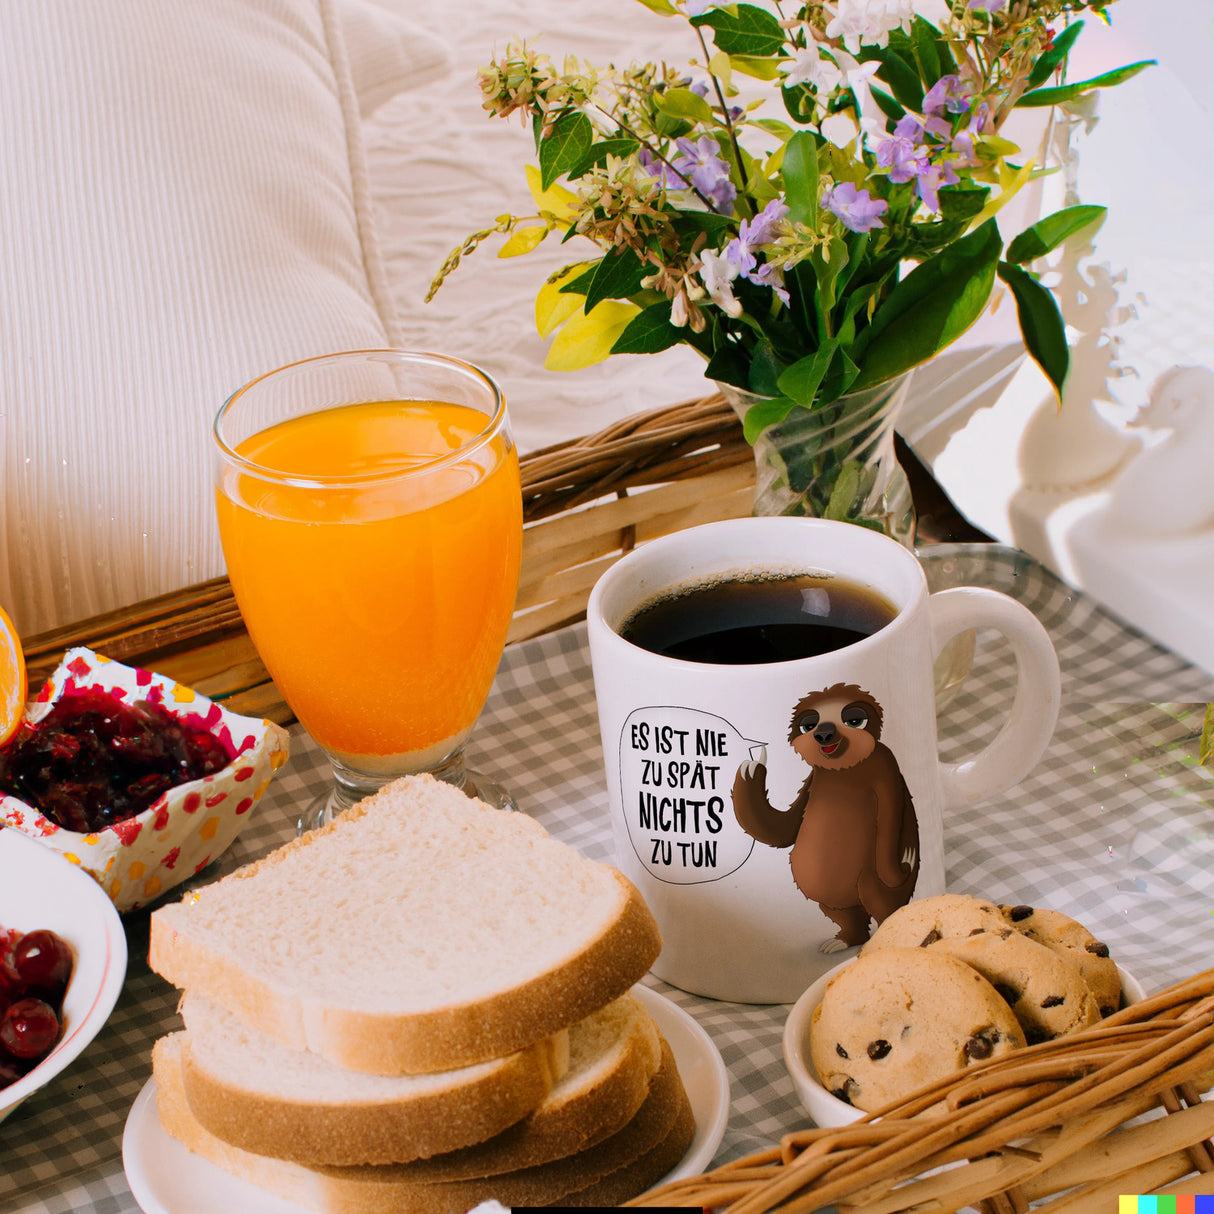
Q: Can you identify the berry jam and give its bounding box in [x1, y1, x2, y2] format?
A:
[0, 688, 234, 832]
[0, 925, 73, 1089]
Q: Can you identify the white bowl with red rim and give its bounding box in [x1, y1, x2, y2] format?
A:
[0, 825, 127, 1121]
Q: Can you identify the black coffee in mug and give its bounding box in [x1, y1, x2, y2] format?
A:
[619, 570, 897, 664]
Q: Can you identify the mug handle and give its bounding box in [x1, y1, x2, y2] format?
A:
[929, 587, 1061, 811]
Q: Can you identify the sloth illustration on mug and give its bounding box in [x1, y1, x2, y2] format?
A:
[731, 682, 920, 953]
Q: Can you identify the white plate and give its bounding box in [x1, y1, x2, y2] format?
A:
[122, 983, 730, 1213]
[0, 826, 128, 1122]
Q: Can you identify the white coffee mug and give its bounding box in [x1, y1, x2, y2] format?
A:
[586, 518, 1061, 1003]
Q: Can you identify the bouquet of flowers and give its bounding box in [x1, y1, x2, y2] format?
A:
[430, 0, 1149, 528]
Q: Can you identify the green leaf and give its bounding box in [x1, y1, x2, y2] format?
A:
[869, 84, 905, 124]
[704, 341, 751, 390]
[633, 0, 679, 13]
[1006, 204, 1106, 263]
[810, 236, 848, 324]
[781, 130, 819, 227]
[567, 138, 641, 179]
[777, 340, 838, 410]
[610, 300, 683, 355]
[583, 246, 648, 313]
[910, 17, 941, 86]
[781, 84, 816, 125]
[747, 340, 784, 398]
[752, 117, 795, 141]
[850, 218, 1002, 391]
[671, 209, 735, 240]
[824, 459, 865, 521]
[656, 87, 716, 125]
[817, 344, 859, 403]
[558, 262, 599, 295]
[1017, 60, 1154, 107]
[538, 110, 594, 190]
[741, 394, 798, 443]
[691, 4, 786, 57]
[1026, 20, 1085, 89]
[857, 45, 924, 112]
[728, 54, 784, 81]
[938, 187, 990, 224]
[997, 261, 1070, 398]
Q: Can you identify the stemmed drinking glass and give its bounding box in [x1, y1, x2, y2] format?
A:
[213, 350, 523, 831]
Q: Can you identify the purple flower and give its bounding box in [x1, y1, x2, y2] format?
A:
[876, 132, 929, 184]
[637, 147, 686, 190]
[950, 103, 990, 165]
[740, 199, 789, 248]
[822, 181, 888, 233]
[671, 135, 737, 214]
[968, 0, 1007, 11]
[916, 161, 960, 211]
[719, 200, 790, 301]
[923, 74, 972, 116]
[750, 261, 790, 306]
[893, 114, 925, 143]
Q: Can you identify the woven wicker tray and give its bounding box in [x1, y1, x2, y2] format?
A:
[19, 393, 755, 722]
[633, 970, 1214, 1211]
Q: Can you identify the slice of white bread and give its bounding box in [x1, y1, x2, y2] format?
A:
[148, 774, 662, 1075]
[177, 995, 569, 1165]
[153, 1034, 694, 1213]
[177, 990, 661, 1167]
[390, 991, 663, 1179]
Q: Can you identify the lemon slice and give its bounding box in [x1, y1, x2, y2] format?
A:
[0, 604, 27, 747]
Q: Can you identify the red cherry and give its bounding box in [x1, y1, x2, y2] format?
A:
[12, 930, 72, 999]
[0, 997, 61, 1060]
[0, 1054, 26, 1087]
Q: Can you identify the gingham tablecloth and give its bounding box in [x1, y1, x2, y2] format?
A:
[5, 544, 1214, 1214]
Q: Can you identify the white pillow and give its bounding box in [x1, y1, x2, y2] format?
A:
[339, 0, 452, 117]
[0, 0, 423, 637]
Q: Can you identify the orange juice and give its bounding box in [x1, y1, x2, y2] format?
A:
[216, 400, 522, 765]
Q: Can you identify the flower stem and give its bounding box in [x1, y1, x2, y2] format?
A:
[694, 25, 754, 217]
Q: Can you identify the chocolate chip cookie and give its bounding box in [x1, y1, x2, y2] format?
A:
[861, 893, 1011, 952]
[930, 928, 1102, 1044]
[809, 947, 1026, 1114]
[1003, 904, 1121, 1017]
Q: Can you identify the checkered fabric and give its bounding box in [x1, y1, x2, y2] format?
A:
[4, 545, 1213, 1213]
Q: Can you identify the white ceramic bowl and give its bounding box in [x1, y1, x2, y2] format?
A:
[783, 955, 1146, 1128]
[0, 826, 128, 1122]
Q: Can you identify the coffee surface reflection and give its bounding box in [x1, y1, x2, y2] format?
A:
[620, 572, 897, 665]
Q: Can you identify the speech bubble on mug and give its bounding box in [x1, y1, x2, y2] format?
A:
[619, 706, 760, 885]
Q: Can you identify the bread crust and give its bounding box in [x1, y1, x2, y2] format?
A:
[179, 1028, 566, 1166]
[387, 993, 663, 1180]
[154, 1034, 694, 1213]
[148, 779, 663, 1075]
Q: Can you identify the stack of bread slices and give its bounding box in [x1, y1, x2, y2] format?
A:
[147, 774, 693, 1212]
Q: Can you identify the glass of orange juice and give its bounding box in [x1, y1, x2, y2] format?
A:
[213, 350, 523, 830]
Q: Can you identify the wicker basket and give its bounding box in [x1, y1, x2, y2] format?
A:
[19, 392, 755, 722]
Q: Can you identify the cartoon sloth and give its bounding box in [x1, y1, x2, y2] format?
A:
[731, 682, 919, 953]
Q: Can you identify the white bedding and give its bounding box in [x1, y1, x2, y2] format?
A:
[0, 0, 711, 637]
[359, 0, 712, 454]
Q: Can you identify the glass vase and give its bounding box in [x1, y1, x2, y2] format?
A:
[720, 370, 916, 549]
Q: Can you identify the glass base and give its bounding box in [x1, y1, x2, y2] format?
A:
[297, 764, 517, 835]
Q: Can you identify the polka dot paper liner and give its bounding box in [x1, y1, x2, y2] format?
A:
[0, 647, 290, 911]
